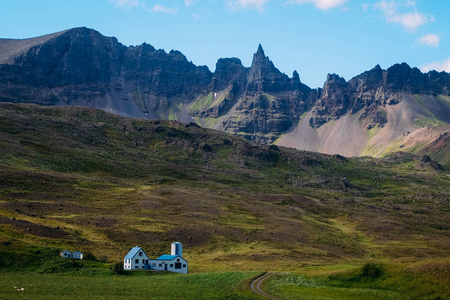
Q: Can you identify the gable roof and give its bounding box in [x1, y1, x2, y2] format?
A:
[157, 255, 178, 260]
[125, 247, 145, 259]
[72, 251, 83, 254]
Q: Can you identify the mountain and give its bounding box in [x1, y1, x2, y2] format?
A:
[0, 27, 211, 121]
[1, 27, 449, 166]
[1, 103, 449, 270]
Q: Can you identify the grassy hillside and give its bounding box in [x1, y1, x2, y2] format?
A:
[0, 103, 449, 276]
[265, 260, 450, 300]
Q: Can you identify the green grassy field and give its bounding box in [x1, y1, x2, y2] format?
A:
[265, 261, 450, 300]
[0, 261, 448, 299]
[0, 103, 449, 299]
[0, 271, 259, 299]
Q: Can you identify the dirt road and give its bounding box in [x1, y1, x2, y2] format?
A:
[250, 272, 282, 299]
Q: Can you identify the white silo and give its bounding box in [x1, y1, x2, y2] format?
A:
[171, 242, 183, 257]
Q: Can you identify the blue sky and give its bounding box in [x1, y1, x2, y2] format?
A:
[1, 0, 449, 88]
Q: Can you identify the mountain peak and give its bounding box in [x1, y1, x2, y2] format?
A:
[251, 44, 271, 69]
[373, 64, 382, 71]
[256, 44, 265, 56]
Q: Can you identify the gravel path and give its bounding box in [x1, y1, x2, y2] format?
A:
[250, 272, 282, 300]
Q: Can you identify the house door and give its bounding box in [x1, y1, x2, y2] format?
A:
[164, 263, 168, 271]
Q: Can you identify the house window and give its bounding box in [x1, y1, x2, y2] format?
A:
[135, 259, 139, 264]
[159, 264, 162, 267]
[183, 264, 186, 268]
[170, 264, 173, 268]
[135, 266, 138, 269]
[152, 263, 156, 267]
[175, 263, 181, 269]
[177, 259, 180, 262]
[139, 252, 143, 256]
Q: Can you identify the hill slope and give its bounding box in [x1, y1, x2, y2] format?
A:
[0, 103, 449, 271]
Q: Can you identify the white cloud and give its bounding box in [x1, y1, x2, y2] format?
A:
[185, 0, 198, 6]
[290, 0, 349, 10]
[418, 33, 441, 47]
[111, 0, 141, 9]
[150, 4, 178, 13]
[361, 3, 371, 12]
[375, 0, 434, 32]
[226, 0, 270, 12]
[421, 58, 450, 73]
[228, 0, 348, 12]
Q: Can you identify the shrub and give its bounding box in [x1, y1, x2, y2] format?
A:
[361, 262, 384, 279]
[113, 262, 125, 275]
[99, 254, 108, 263]
[83, 251, 98, 261]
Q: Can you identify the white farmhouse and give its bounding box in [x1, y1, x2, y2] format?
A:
[124, 246, 150, 270]
[123, 242, 188, 274]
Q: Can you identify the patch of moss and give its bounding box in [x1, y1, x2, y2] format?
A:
[414, 115, 444, 127]
[189, 93, 214, 113]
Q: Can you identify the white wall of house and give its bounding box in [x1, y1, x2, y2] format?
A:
[148, 257, 188, 274]
[124, 250, 150, 270]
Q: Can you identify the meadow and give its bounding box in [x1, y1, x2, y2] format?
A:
[0, 103, 449, 299]
[0, 271, 258, 299]
[0, 260, 448, 299]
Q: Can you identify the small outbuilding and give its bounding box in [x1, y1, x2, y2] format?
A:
[60, 250, 83, 260]
[72, 251, 84, 260]
[60, 250, 72, 258]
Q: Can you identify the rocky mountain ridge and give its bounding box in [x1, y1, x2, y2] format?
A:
[1, 27, 449, 165]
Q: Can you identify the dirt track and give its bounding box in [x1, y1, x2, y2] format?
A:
[250, 272, 281, 300]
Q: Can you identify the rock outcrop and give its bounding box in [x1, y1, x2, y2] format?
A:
[214, 45, 313, 143]
[309, 62, 450, 129]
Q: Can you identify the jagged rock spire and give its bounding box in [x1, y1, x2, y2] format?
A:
[292, 70, 300, 82]
[251, 44, 270, 70]
[256, 44, 265, 56]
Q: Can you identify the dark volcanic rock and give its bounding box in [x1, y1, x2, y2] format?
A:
[1, 27, 124, 87]
[0, 27, 212, 114]
[1, 27, 450, 146]
[218, 45, 313, 143]
[246, 44, 292, 93]
[212, 57, 247, 92]
[309, 62, 450, 128]
[310, 73, 349, 127]
[385, 63, 450, 95]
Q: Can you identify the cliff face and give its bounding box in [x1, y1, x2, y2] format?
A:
[0, 27, 212, 118]
[309, 63, 450, 129]
[212, 45, 314, 143]
[1, 27, 449, 163]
